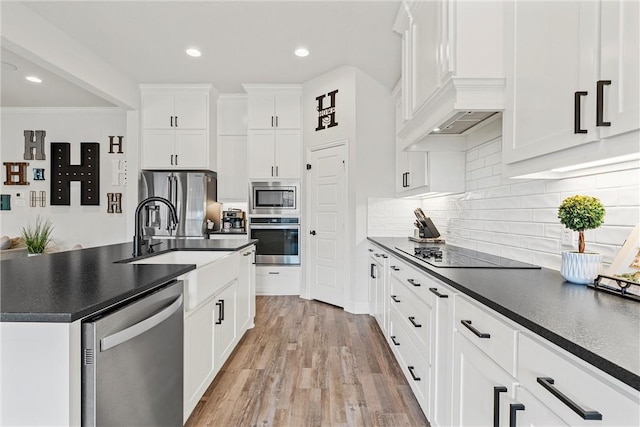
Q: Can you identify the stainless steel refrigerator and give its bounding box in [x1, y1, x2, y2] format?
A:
[139, 170, 220, 238]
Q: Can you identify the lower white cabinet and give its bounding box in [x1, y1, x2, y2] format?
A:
[256, 265, 300, 295]
[367, 246, 388, 333]
[183, 250, 256, 422]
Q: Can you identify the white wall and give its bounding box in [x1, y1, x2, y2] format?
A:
[0, 108, 130, 250]
[368, 120, 640, 272]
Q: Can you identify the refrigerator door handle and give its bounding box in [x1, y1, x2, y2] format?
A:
[100, 294, 183, 352]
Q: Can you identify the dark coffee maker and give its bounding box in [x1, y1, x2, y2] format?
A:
[222, 209, 245, 232]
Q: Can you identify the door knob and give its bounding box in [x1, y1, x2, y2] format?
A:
[310, 230, 316, 235]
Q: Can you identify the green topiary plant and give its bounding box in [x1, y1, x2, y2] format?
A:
[20, 216, 54, 254]
[558, 195, 605, 253]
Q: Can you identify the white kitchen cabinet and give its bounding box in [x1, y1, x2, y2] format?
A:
[502, 0, 639, 177]
[217, 135, 248, 201]
[255, 265, 301, 295]
[393, 0, 505, 147]
[141, 85, 211, 170]
[246, 92, 301, 130]
[452, 331, 516, 427]
[248, 129, 301, 179]
[237, 245, 255, 333]
[367, 247, 388, 333]
[213, 280, 237, 368]
[217, 95, 247, 136]
[396, 150, 465, 196]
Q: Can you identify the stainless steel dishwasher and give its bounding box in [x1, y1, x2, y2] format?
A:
[82, 280, 184, 426]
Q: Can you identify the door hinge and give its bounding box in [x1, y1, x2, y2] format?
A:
[306, 163, 312, 170]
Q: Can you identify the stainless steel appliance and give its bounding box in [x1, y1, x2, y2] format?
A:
[81, 281, 184, 426]
[396, 246, 540, 269]
[140, 170, 220, 237]
[249, 181, 299, 214]
[222, 209, 245, 232]
[249, 217, 300, 264]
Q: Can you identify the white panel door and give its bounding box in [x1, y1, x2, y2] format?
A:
[308, 143, 347, 307]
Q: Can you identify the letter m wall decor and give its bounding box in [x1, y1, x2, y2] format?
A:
[51, 142, 100, 206]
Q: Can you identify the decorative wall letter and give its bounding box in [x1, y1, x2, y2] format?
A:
[0, 194, 10, 210]
[30, 191, 46, 207]
[23, 130, 46, 160]
[33, 168, 45, 180]
[107, 193, 122, 213]
[108, 136, 124, 154]
[51, 142, 100, 206]
[3, 162, 29, 185]
[315, 89, 339, 131]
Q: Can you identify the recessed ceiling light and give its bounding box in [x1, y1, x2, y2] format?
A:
[432, 127, 441, 132]
[186, 48, 202, 57]
[26, 76, 42, 83]
[294, 48, 309, 57]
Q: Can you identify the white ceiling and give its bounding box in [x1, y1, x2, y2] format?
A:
[1, 0, 402, 107]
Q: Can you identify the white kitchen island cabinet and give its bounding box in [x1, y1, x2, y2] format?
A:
[140, 85, 211, 170]
[502, 0, 639, 177]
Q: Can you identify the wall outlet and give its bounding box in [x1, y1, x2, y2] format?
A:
[14, 192, 25, 207]
[561, 227, 574, 247]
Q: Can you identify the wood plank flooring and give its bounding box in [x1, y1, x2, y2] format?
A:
[185, 296, 430, 427]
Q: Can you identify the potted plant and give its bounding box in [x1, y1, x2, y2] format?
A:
[557, 195, 606, 284]
[20, 216, 54, 255]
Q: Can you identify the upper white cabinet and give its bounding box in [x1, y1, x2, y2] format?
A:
[243, 85, 301, 130]
[217, 95, 248, 201]
[394, 0, 505, 147]
[243, 85, 302, 180]
[502, 0, 639, 178]
[396, 150, 465, 196]
[141, 85, 211, 169]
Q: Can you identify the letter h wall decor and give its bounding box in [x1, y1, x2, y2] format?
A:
[51, 142, 100, 205]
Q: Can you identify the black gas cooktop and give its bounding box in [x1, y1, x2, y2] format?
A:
[396, 246, 541, 269]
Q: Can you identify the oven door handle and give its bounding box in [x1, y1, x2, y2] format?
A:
[249, 225, 300, 230]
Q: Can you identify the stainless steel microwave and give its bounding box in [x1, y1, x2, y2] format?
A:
[249, 182, 299, 214]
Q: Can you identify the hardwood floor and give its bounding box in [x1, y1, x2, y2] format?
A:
[185, 296, 430, 427]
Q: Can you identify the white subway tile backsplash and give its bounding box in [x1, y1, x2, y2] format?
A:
[483, 186, 511, 198]
[545, 175, 598, 193]
[477, 175, 503, 189]
[509, 222, 544, 236]
[531, 208, 560, 223]
[484, 221, 510, 233]
[511, 180, 546, 196]
[467, 158, 485, 171]
[595, 226, 634, 245]
[492, 233, 521, 246]
[477, 209, 532, 222]
[520, 193, 562, 208]
[478, 140, 501, 158]
[485, 152, 502, 167]
[596, 169, 640, 188]
[526, 236, 559, 253]
[500, 246, 532, 263]
[544, 224, 562, 239]
[469, 165, 494, 181]
[466, 149, 479, 162]
[531, 251, 561, 270]
[618, 186, 640, 206]
[602, 207, 640, 226]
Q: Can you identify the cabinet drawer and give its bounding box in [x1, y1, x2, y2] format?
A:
[390, 274, 432, 361]
[389, 259, 434, 305]
[518, 333, 640, 426]
[389, 307, 431, 412]
[454, 294, 517, 376]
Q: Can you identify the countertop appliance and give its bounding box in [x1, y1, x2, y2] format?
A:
[81, 280, 184, 426]
[222, 209, 245, 232]
[249, 217, 300, 264]
[396, 246, 541, 269]
[140, 170, 220, 238]
[249, 181, 299, 215]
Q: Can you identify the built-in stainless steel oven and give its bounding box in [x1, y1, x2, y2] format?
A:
[249, 217, 300, 265]
[249, 182, 299, 215]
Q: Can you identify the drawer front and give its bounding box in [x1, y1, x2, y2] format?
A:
[519, 333, 640, 426]
[454, 294, 517, 376]
[389, 258, 434, 306]
[389, 307, 432, 413]
[390, 274, 432, 361]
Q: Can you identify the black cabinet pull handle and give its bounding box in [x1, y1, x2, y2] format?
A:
[381, 254, 388, 259]
[509, 403, 525, 427]
[493, 386, 507, 427]
[370, 263, 376, 279]
[220, 299, 225, 321]
[461, 320, 490, 338]
[407, 278, 420, 287]
[391, 266, 400, 271]
[368, 248, 374, 252]
[596, 80, 611, 127]
[429, 287, 448, 298]
[536, 377, 602, 420]
[574, 91, 588, 134]
[170, 116, 173, 127]
[215, 300, 223, 324]
[408, 366, 420, 381]
[374, 253, 381, 257]
[271, 116, 274, 127]
[408, 316, 422, 328]
[276, 116, 279, 127]
[391, 336, 400, 346]
[391, 295, 401, 303]
[175, 116, 178, 127]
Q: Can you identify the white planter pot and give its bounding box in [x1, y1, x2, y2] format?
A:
[560, 251, 602, 284]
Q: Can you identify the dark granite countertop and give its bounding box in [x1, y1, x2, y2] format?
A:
[1, 238, 257, 323]
[369, 237, 640, 391]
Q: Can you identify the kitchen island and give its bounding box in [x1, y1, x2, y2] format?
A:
[0, 238, 256, 426]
